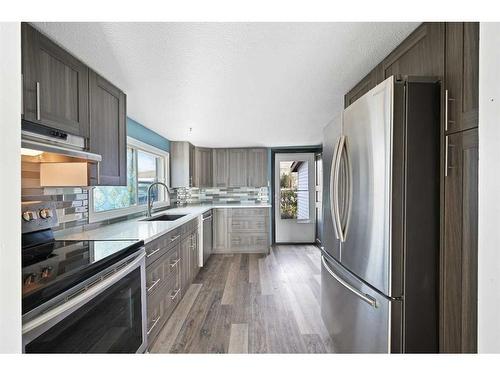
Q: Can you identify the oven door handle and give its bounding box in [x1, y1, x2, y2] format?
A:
[22, 251, 146, 338]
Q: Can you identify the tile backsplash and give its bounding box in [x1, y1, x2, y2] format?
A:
[172, 186, 269, 205]
[21, 159, 89, 230]
[22, 157, 269, 231]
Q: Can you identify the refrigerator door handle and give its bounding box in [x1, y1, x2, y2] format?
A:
[330, 136, 342, 240]
[333, 136, 346, 242]
[342, 136, 353, 242]
[321, 255, 378, 308]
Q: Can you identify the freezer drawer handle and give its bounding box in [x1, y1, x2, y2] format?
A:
[321, 255, 377, 308]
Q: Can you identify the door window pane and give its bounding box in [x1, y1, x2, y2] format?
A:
[280, 161, 309, 220]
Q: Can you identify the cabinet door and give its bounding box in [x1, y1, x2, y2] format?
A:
[213, 209, 230, 251]
[194, 147, 213, 187]
[212, 149, 229, 187]
[89, 70, 127, 186]
[170, 142, 190, 188]
[22, 23, 89, 137]
[445, 22, 479, 133]
[179, 237, 190, 296]
[247, 148, 268, 187]
[189, 143, 196, 187]
[190, 231, 200, 281]
[228, 149, 248, 187]
[380, 23, 445, 82]
[442, 129, 478, 353]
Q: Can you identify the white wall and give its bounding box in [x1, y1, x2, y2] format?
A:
[478, 22, 500, 353]
[0, 22, 22, 353]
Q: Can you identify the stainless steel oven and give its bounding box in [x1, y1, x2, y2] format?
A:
[22, 249, 147, 353]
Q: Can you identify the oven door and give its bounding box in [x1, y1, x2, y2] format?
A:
[22, 251, 147, 353]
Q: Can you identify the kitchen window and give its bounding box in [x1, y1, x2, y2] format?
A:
[89, 137, 169, 222]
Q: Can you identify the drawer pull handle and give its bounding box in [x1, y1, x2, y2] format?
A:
[170, 288, 181, 300]
[146, 247, 161, 258]
[147, 315, 161, 335]
[170, 258, 180, 267]
[170, 235, 180, 242]
[146, 278, 161, 293]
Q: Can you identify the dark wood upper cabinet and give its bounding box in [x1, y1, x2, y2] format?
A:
[194, 147, 213, 187]
[89, 70, 127, 186]
[228, 149, 249, 187]
[212, 148, 230, 187]
[380, 23, 445, 82]
[189, 143, 196, 187]
[445, 23, 479, 134]
[442, 128, 478, 353]
[22, 23, 89, 138]
[247, 148, 268, 188]
[170, 141, 194, 188]
[344, 23, 445, 108]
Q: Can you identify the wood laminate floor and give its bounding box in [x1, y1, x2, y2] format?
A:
[150, 245, 334, 353]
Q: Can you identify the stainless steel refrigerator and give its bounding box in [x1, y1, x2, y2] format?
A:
[320, 76, 441, 353]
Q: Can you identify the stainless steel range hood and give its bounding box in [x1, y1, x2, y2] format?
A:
[21, 138, 102, 162]
[21, 121, 102, 162]
[21, 121, 102, 187]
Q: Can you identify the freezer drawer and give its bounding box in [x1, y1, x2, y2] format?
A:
[320, 254, 402, 353]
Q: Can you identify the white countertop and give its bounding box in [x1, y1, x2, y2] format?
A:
[54, 203, 271, 244]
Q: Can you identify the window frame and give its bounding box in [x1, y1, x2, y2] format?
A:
[88, 137, 170, 223]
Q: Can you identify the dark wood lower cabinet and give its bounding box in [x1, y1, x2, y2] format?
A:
[147, 220, 200, 348]
[442, 128, 478, 353]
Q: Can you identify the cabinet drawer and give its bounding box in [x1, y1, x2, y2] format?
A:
[146, 272, 181, 344]
[164, 247, 181, 281]
[231, 208, 269, 217]
[229, 232, 269, 249]
[145, 246, 181, 296]
[146, 286, 166, 341]
[145, 228, 181, 265]
[231, 216, 268, 232]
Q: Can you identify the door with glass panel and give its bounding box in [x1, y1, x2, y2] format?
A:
[274, 153, 315, 243]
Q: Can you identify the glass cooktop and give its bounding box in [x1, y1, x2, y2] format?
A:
[22, 239, 144, 315]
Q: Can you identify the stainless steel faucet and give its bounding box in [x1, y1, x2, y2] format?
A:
[146, 182, 170, 218]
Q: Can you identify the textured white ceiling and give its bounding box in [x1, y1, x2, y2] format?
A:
[32, 22, 419, 147]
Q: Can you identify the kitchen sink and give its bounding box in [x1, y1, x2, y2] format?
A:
[141, 214, 187, 222]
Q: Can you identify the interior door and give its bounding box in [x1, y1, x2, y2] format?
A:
[274, 153, 315, 243]
[339, 76, 394, 296]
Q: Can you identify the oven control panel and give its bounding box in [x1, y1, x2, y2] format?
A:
[21, 201, 59, 234]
